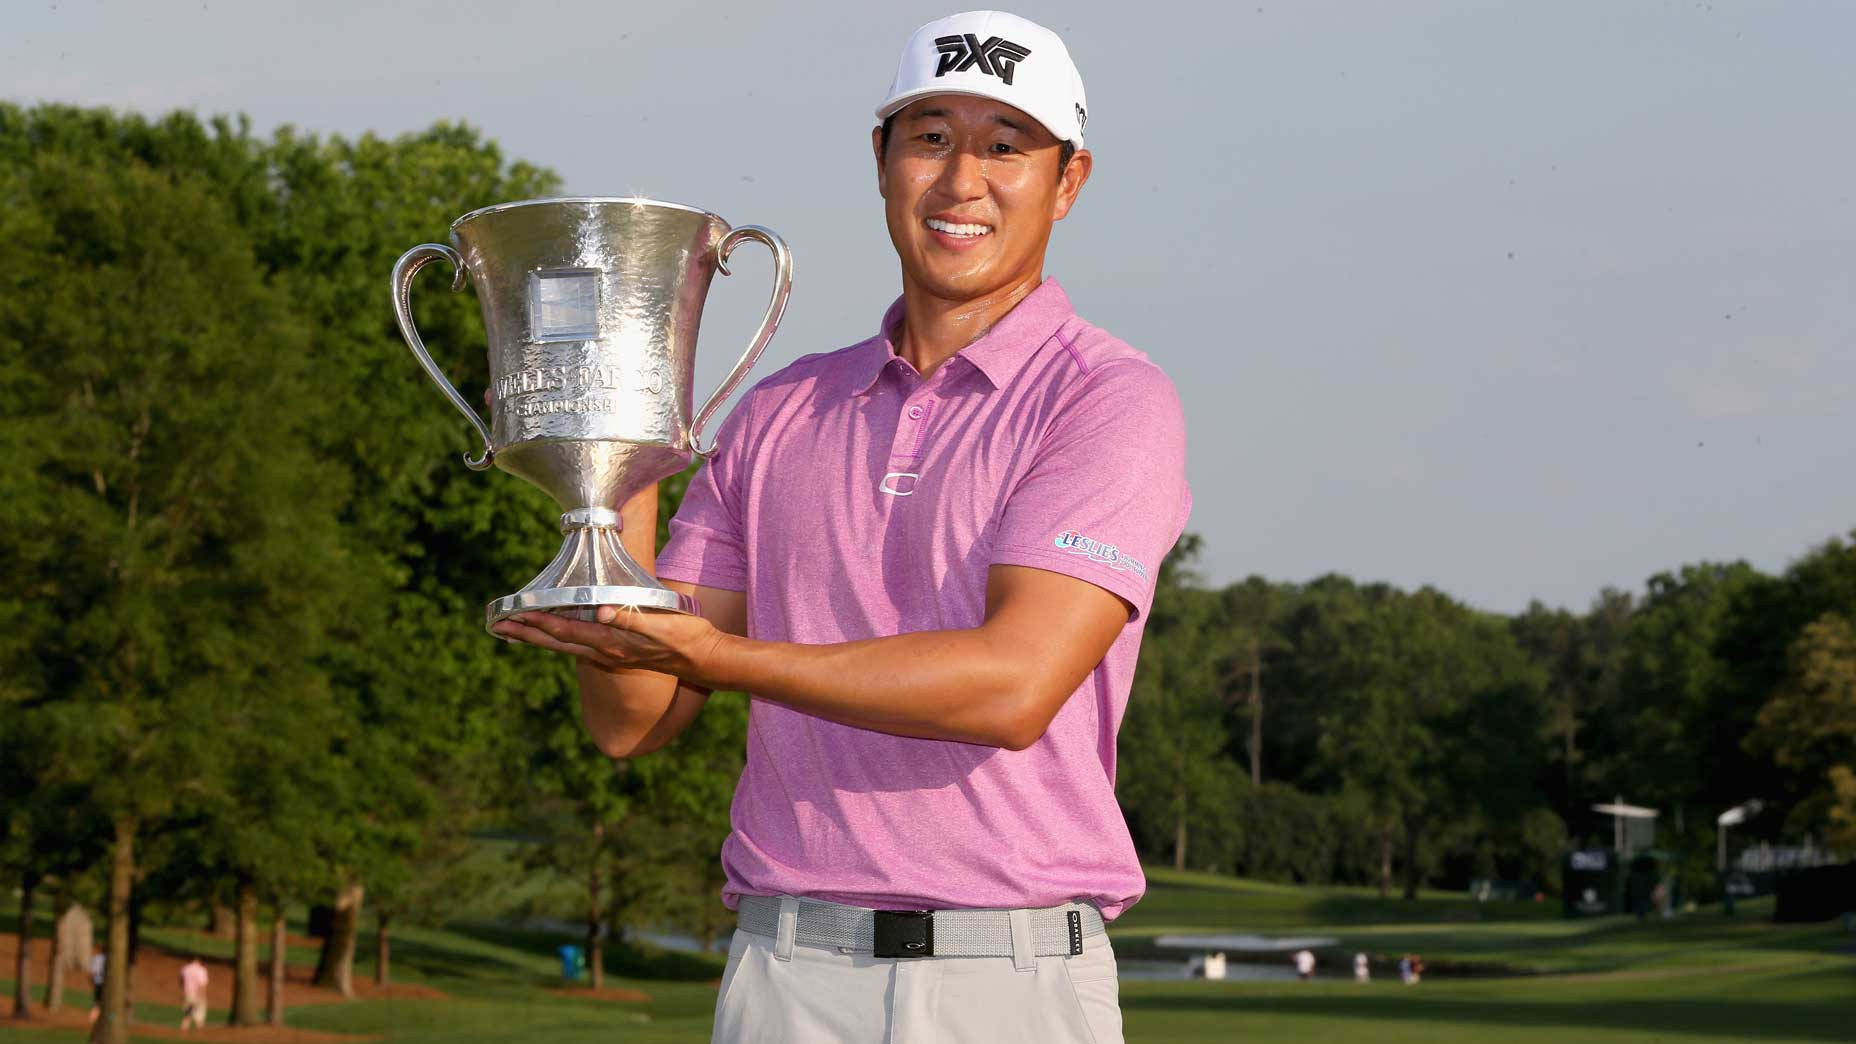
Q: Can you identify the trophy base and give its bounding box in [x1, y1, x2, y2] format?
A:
[486, 584, 700, 630]
[483, 508, 701, 634]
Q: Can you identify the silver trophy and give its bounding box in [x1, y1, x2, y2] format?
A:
[392, 197, 792, 630]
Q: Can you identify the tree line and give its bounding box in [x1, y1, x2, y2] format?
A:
[1117, 533, 1856, 900]
[0, 104, 739, 1039]
[2, 103, 1852, 1040]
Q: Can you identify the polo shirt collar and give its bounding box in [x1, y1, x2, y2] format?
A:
[852, 279, 1075, 394]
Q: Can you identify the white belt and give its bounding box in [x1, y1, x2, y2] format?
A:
[735, 894, 1105, 959]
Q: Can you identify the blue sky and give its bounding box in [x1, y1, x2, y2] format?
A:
[7, 0, 1852, 611]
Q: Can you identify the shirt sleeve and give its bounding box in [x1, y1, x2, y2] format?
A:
[989, 359, 1191, 621]
[655, 390, 755, 592]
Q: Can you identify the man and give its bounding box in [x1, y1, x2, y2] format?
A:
[86, 949, 104, 1025]
[494, 10, 1188, 1042]
[178, 956, 210, 1030]
[178, 956, 209, 1030]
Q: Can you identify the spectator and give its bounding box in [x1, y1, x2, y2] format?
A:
[87, 950, 105, 1025]
[179, 956, 209, 1030]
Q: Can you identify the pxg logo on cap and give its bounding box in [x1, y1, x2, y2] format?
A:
[933, 33, 1032, 85]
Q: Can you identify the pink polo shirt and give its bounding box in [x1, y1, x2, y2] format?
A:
[180, 960, 208, 998]
[655, 279, 1189, 920]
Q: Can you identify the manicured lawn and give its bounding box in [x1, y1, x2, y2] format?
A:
[5, 869, 1851, 1042]
[1118, 868, 1846, 974]
[1117, 962, 1853, 1042]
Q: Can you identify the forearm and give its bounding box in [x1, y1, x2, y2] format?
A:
[575, 485, 700, 757]
[695, 627, 1045, 749]
[576, 661, 702, 757]
[560, 567, 1124, 754]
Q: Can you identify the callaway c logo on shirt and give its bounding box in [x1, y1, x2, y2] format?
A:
[934, 34, 1032, 85]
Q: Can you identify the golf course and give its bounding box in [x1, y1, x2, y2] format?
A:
[5, 866, 1849, 1043]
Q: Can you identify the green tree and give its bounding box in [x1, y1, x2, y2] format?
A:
[1511, 588, 1632, 825]
[1746, 613, 1856, 846]
[1607, 562, 1763, 852]
[192, 689, 348, 1024]
[1717, 534, 1856, 836]
[249, 120, 562, 995]
[1116, 536, 1245, 872]
[0, 710, 107, 1020]
[1215, 576, 1297, 789]
[1300, 581, 1544, 897]
[617, 692, 750, 952]
[0, 108, 350, 1043]
[517, 676, 630, 990]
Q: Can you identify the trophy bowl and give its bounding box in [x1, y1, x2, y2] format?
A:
[391, 197, 792, 632]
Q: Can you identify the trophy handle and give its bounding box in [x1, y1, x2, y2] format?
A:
[392, 243, 495, 471]
[691, 225, 793, 458]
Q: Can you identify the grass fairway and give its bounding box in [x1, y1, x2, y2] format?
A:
[1118, 963, 1853, 1043]
[1119, 868, 1847, 974]
[5, 870, 1851, 1042]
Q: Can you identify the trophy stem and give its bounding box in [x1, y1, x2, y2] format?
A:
[485, 509, 700, 632]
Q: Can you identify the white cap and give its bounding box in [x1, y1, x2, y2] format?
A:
[875, 11, 1088, 148]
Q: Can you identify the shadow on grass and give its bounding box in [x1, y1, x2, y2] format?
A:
[1365, 908, 1848, 971]
[384, 930, 553, 985]
[1305, 895, 1559, 925]
[0, 1027, 78, 1044]
[439, 922, 724, 983]
[1121, 972, 1855, 1042]
[603, 939, 725, 983]
[1121, 880, 1560, 934]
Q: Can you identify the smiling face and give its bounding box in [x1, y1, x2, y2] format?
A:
[874, 95, 1091, 306]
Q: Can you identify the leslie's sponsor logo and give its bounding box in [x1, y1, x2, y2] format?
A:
[1054, 531, 1150, 582]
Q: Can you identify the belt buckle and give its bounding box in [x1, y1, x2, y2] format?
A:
[873, 910, 933, 958]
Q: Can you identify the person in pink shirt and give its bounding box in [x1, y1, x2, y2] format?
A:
[495, 10, 1188, 1042]
[178, 956, 209, 1030]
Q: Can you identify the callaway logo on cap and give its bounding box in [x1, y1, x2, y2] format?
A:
[876, 10, 1089, 148]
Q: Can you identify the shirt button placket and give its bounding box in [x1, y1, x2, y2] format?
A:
[883, 392, 936, 498]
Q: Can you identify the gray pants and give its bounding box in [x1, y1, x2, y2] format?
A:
[712, 907, 1123, 1043]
